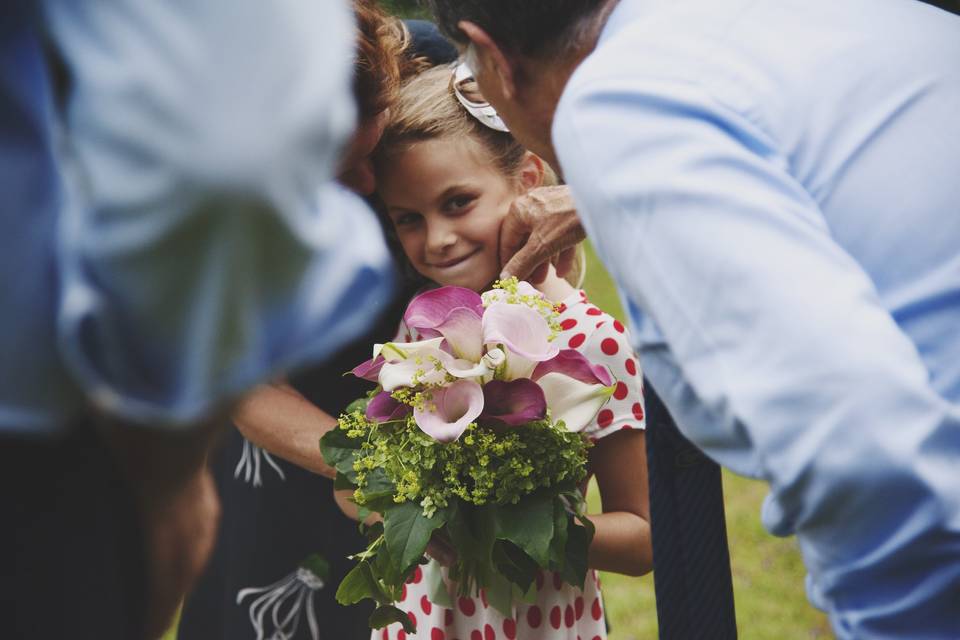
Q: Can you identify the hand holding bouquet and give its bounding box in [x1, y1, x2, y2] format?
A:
[321, 279, 614, 633]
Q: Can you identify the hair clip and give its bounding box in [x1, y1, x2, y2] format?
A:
[451, 61, 510, 133]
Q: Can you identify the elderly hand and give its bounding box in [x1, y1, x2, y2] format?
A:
[499, 186, 586, 283]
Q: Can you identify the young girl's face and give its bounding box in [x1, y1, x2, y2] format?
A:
[379, 137, 535, 292]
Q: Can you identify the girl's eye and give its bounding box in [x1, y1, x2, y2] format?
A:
[445, 194, 476, 213]
[392, 212, 422, 227]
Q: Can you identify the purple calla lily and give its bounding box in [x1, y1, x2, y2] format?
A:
[413, 379, 484, 443]
[351, 356, 385, 382]
[480, 379, 547, 426]
[366, 392, 411, 422]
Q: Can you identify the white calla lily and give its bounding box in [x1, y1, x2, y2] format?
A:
[537, 372, 614, 432]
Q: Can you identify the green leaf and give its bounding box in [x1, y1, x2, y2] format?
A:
[345, 396, 371, 414]
[362, 467, 396, 501]
[369, 604, 415, 633]
[493, 493, 554, 566]
[558, 520, 592, 589]
[299, 554, 330, 582]
[319, 429, 361, 480]
[426, 559, 454, 609]
[336, 562, 386, 605]
[333, 472, 357, 490]
[492, 540, 539, 593]
[383, 501, 449, 573]
[548, 497, 569, 569]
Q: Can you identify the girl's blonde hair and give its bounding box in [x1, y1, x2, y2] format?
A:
[373, 65, 585, 287]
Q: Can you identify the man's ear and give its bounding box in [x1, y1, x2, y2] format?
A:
[517, 152, 545, 192]
[458, 20, 517, 100]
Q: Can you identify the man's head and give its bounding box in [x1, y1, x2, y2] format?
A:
[425, 1, 614, 170]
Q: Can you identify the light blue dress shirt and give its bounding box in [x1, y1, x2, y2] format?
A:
[553, 0, 960, 637]
[0, 1, 393, 435]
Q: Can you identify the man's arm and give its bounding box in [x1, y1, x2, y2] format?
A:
[554, 74, 960, 636]
[234, 383, 338, 479]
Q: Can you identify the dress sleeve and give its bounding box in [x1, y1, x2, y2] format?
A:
[43, 0, 395, 426]
[579, 316, 646, 440]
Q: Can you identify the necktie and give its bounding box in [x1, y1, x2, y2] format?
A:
[645, 383, 738, 639]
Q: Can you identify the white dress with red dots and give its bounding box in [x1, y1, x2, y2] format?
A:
[377, 290, 646, 640]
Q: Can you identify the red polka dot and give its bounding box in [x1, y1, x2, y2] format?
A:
[593, 636, 603, 640]
[527, 606, 542, 628]
[484, 623, 496, 640]
[407, 611, 417, 629]
[560, 318, 578, 330]
[535, 571, 545, 590]
[568, 333, 586, 348]
[550, 605, 562, 629]
[444, 609, 454, 626]
[401, 584, 407, 601]
[409, 566, 423, 584]
[397, 631, 406, 640]
[503, 618, 517, 639]
[620, 424, 633, 431]
[595, 321, 605, 328]
[613, 319, 625, 333]
[471, 631, 482, 640]
[586, 307, 602, 316]
[625, 358, 637, 376]
[601, 338, 619, 355]
[431, 628, 446, 640]
[552, 571, 563, 590]
[565, 604, 575, 627]
[480, 589, 489, 609]
[382, 629, 389, 640]
[575, 596, 585, 620]
[597, 409, 614, 428]
[421, 595, 433, 615]
[632, 402, 645, 420]
[591, 598, 603, 620]
[613, 381, 628, 400]
[458, 597, 476, 616]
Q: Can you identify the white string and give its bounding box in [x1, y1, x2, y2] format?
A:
[237, 566, 325, 640]
[235, 438, 287, 486]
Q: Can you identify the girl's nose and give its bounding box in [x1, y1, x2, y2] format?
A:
[425, 218, 457, 253]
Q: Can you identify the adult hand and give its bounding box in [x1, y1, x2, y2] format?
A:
[499, 186, 586, 283]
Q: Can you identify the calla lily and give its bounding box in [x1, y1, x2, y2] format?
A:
[351, 355, 385, 382]
[366, 391, 410, 422]
[536, 372, 614, 433]
[433, 307, 483, 361]
[375, 337, 449, 391]
[413, 379, 484, 442]
[480, 379, 547, 426]
[404, 287, 484, 337]
[481, 281, 542, 306]
[532, 349, 613, 387]
[482, 302, 559, 380]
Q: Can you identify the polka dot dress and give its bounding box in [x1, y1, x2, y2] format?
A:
[377, 291, 645, 640]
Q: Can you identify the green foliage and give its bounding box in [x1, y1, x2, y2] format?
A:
[379, 0, 431, 20]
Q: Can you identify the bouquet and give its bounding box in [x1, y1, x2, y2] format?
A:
[321, 279, 614, 633]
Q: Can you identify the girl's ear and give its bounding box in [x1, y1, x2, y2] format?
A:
[516, 152, 545, 192]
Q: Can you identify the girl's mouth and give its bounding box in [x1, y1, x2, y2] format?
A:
[431, 249, 480, 269]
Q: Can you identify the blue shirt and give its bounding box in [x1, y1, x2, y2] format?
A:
[0, 1, 393, 435]
[553, 0, 960, 637]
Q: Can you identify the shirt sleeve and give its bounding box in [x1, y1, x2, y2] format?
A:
[43, 0, 395, 427]
[580, 317, 646, 440]
[555, 74, 959, 635]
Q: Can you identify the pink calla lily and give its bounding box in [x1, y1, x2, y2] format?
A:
[532, 349, 613, 386]
[413, 379, 484, 443]
[366, 392, 411, 422]
[404, 287, 484, 336]
[480, 379, 547, 426]
[482, 302, 559, 380]
[434, 307, 484, 361]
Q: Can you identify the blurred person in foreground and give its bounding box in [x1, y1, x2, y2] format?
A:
[0, 1, 393, 638]
[424, 0, 960, 638]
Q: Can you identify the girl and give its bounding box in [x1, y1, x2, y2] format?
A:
[341, 64, 652, 640]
